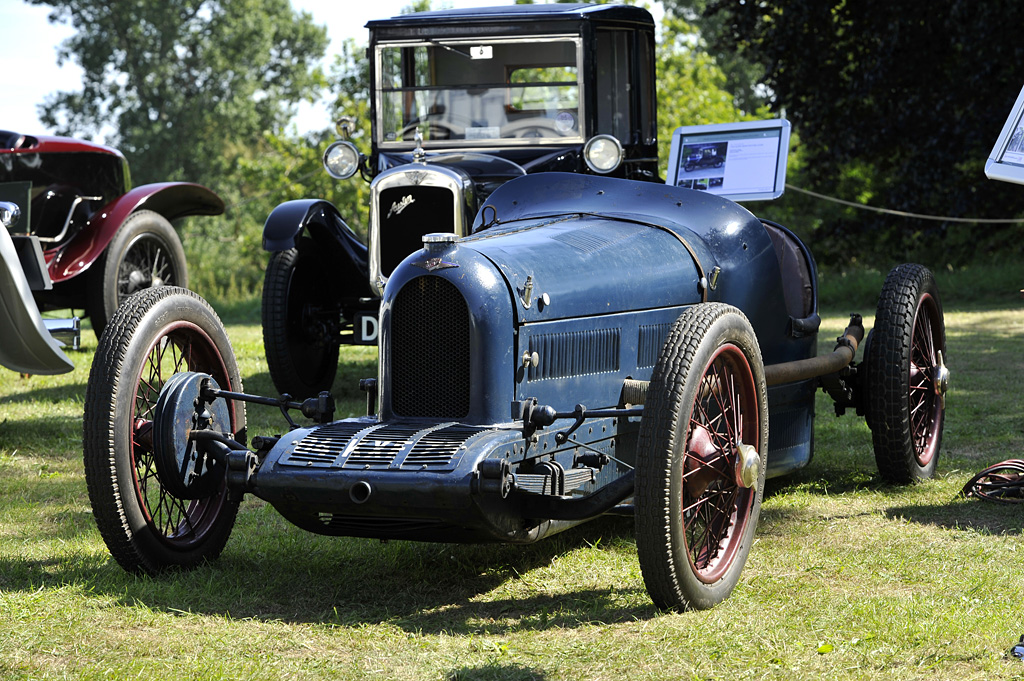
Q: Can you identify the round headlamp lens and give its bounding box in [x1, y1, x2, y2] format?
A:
[584, 135, 624, 174]
[323, 141, 360, 179]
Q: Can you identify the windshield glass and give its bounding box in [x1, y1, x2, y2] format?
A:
[375, 36, 583, 148]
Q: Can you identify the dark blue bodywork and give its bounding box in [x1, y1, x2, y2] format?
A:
[250, 173, 819, 542]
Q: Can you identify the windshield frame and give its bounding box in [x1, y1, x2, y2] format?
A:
[373, 34, 586, 151]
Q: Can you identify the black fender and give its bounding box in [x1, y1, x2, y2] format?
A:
[262, 199, 373, 300]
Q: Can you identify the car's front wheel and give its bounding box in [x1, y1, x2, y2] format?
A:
[88, 209, 187, 338]
[636, 303, 768, 611]
[83, 286, 243, 574]
[262, 244, 340, 398]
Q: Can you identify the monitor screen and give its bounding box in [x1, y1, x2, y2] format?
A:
[666, 119, 791, 201]
[985, 83, 1024, 186]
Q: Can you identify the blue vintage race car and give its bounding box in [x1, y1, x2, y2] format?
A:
[81, 5, 949, 612]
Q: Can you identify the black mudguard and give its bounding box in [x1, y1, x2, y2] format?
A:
[262, 199, 374, 300]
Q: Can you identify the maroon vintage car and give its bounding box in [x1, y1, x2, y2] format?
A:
[0, 129, 223, 359]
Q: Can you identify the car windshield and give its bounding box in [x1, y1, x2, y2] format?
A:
[375, 36, 583, 148]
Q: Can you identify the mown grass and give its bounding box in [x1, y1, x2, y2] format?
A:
[1, 279, 1022, 680]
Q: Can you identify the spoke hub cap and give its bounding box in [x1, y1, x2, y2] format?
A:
[932, 350, 950, 407]
[735, 442, 759, 490]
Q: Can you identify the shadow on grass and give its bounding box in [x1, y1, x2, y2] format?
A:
[0, 514, 658, 632]
[0, 381, 88, 406]
[884, 499, 1024, 535]
[446, 661, 549, 680]
[0, 414, 88, 456]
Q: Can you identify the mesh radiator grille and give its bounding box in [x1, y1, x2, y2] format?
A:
[391, 276, 471, 418]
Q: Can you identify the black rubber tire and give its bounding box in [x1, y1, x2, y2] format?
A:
[261, 246, 340, 398]
[83, 286, 243, 574]
[636, 303, 769, 611]
[88, 209, 188, 339]
[867, 264, 946, 483]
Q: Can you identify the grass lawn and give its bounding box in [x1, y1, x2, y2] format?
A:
[1, 290, 1022, 680]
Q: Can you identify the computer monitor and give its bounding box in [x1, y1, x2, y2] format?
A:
[985, 84, 1024, 186]
[666, 119, 791, 201]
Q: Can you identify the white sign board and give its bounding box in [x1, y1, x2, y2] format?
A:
[666, 119, 791, 202]
[985, 84, 1024, 185]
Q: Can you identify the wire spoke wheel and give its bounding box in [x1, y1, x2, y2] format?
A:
[681, 351, 755, 582]
[637, 303, 767, 611]
[89, 210, 187, 339]
[867, 264, 947, 482]
[84, 287, 243, 574]
[118, 233, 177, 299]
[962, 459, 1024, 503]
[907, 296, 944, 465]
[129, 326, 230, 547]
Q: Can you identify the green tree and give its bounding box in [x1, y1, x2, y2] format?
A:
[30, 0, 329, 186]
[678, 0, 1024, 266]
[660, 0, 768, 113]
[184, 37, 373, 300]
[655, 13, 767, 177]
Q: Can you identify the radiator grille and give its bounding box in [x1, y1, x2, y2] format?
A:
[391, 276, 471, 418]
[285, 422, 369, 467]
[346, 424, 423, 467]
[405, 424, 485, 467]
[282, 421, 485, 471]
[378, 185, 455, 276]
[527, 328, 620, 381]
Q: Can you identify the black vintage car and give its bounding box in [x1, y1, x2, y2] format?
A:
[82, 4, 949, 613]
[261, 3, 659, 398]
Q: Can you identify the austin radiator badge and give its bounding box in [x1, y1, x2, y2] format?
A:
[413, 257, 459, 272]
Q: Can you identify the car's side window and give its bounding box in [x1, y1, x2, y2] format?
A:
[636, 30, 656, 146]
[594, 30, 632, 140]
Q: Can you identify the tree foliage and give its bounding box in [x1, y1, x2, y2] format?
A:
[670, 0, 1024, 267]
[30, 0, 329, 185]
[660, 0, 768, 113]
[655, 13, 767, 176]
[184, 38, 372, 301]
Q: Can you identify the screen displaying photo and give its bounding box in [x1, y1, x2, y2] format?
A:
[677, 129, 780, 195]
[667, 120, 790, 201]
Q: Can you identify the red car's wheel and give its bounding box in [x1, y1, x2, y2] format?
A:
[88, 210, 187, 339]
[84, 286, 243, 574]
[867, 264, 948, 482]
[636, 303, 768, 611]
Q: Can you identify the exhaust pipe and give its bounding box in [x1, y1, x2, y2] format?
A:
[764, 314, 864, 387]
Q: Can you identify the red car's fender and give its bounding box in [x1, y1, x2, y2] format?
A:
[46, 182, 224, 283]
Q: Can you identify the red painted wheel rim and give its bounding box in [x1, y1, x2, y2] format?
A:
[909, 293, 944, 467]
[681, 343, 759, 584]
[128, 321, 236, 549]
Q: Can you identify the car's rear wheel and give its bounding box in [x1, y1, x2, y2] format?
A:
[262, 245, 340, 398]
[83, 286, 243, 574]
[636, 303, 768, 611]
[88, 209, 187, 338]
[867, 264, 948, 482]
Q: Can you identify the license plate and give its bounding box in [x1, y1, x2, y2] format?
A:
[354, 312, 379, 344]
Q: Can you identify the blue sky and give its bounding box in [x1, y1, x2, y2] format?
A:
[0, 1, 531, 138]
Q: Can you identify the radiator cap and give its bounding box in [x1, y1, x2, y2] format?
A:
[423, 232, 459, 253]
[423, 232, 459, 244]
